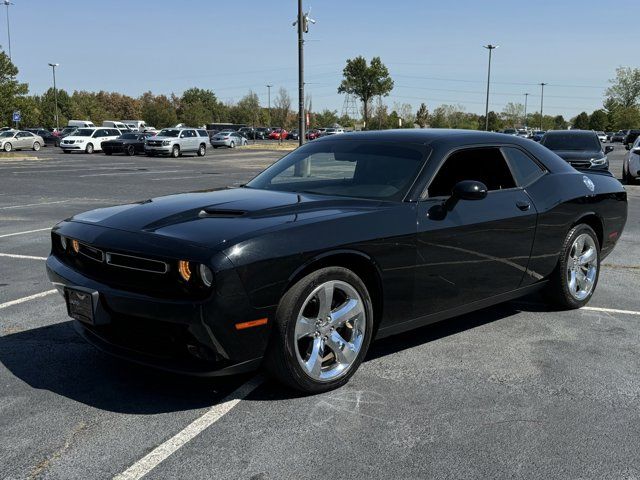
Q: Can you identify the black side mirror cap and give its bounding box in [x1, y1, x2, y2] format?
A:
[605, 145, 615, 153]
[452, 180, 488, 201]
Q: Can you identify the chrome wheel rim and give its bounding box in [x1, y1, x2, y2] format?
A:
[294, 280, 366, 382]
[566, 233, 598, 300]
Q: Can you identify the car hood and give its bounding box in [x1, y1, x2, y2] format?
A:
[550, 150, 603, 161]
[69, 188, 384, 249]
[149, 136, 177, 141]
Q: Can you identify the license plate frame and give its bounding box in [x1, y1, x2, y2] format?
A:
[65, 287, 95, 325]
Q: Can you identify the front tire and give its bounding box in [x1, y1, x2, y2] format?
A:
[171, 145, 180, 158]
[229, 141, 235, 149]
[126, 145, 135, 156]
[547, 224, 600, 309]
[265, 267, 374, 393]
[4, 142, 12, 152]
[85, 143, 94, 154]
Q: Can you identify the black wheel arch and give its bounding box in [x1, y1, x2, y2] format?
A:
[571, 212, 604, 249]
[284, 249, 384, 332]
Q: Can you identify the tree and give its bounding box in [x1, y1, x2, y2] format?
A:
[40, 88, 72, 128]
[588, 109, 608, 131]
[70, 91, 109, 124]
[553, 115, 568, 130]
[273, 87, 291, 128]
[572, 112, 590, 130]
[176, 87, 222, 126]
[415, 103, 429, 128]
[605, 67, 640, 109]
[338, 56, 394, 128]
[0, 50, 28, 126]
[478, 111, 502, 131]
[501, 102, 525, 128]
[313, 109, 339, 128]
[229, 91, 261, 125]
[394, 102, 414, 128]
[140, 92, 177, 128]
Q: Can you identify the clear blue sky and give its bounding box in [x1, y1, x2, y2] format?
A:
[5, 0, 639, 118]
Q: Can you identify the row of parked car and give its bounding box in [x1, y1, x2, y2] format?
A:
[218, 126, 346, 141]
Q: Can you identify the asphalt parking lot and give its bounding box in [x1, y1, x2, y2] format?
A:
[1, 144, 639, 480]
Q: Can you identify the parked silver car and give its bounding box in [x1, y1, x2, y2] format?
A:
[210, 130, 248, 148]
[144, 128, 209, 157]
[0, 130, 45, 152]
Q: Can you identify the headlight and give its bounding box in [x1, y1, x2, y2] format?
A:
[178, 260, 192, 282]
[199, 265, 214, 287]
[590, 156, 607, 165]
[162, 140, 171, 146]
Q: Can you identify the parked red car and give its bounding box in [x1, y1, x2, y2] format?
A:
[268, 128, 288, 140]
[306, 129, 321, 140]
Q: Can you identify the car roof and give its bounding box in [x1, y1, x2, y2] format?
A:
[544, 129, 595, 135]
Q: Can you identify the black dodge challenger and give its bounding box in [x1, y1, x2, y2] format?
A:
[102, 132, 153, 156]
[46, 130, 627, 393]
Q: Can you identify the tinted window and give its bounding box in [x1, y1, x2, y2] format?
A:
[197, 129, 208, 137]
[541, 132, 600, 151]
[428, 147, 516, 197]
[120, 133, 138, 139]
[502, 147, 545, 186]
[247, 141, 426, 201]
[159, 129, 180, 137]
[75, 129, 93, 137]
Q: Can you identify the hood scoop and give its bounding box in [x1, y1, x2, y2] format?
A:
[198, 207, 247, 218]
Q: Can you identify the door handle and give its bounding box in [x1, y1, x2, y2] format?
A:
[516, 200, 531, 211]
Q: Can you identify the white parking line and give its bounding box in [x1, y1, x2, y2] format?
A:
[79, 170, 182, 178]
[0, 227, 50, 238]
[0, 200, 68, 210]
[0, 253, 47, 260]
[114, 376, 263, 480]
[150, 175, 204, 181]
[0, 290, 57, 310]
[582, 306, 640, 316]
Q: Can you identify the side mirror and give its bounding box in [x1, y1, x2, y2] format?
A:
[180, 134, 185, 138]
[605, 145, 615, 154]
[451, 180, 488, 201]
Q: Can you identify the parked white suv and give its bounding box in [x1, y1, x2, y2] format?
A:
[144, 128, 208, 157]
[60, 127, 121, 154]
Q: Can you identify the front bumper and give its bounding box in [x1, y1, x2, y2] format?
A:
[144, 145, 173, 154]
[210, 140, 230, 147]
[102, 144, 125, 154]
[46, 250, 270, 377]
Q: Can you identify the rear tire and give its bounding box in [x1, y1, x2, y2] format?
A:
[32, 142, 41, 151]
[126, 145, 135, 156]
[546, 224, 600, 309]
[229, 141, 235, 149]
[197, 144, 206, 156]
[264, 266, 374, 393]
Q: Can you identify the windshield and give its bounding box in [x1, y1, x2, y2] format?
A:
[0, 131, 15, 137]
[246, 140, 426, 201]
[541, 132, 601, 151]
[158, 129, 180, 137]
[73, 129, 94, 137]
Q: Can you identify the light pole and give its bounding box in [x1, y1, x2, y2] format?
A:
[48, 63, 59, 132]
[4, 0, 13, 61]
[539, 83, 547, 131]
[483, 44, 498, 131]
[293, 2, 314, 147]
[266, 84, 272, 126]
[523, 93, 529, 129]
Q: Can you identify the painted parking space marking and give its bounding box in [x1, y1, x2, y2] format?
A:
[0, 290, 57, 310]
[150, 175, 204, 181]
[114, 376, 263, 480]
[78, 170, 183, 178]
[0, 227, 50, 238]
[0, 200, 69, 210]
[0, 253, 47, 260]
[582, 306, 640, 316]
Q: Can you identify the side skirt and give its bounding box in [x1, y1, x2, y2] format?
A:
[375, 281, 548, 339]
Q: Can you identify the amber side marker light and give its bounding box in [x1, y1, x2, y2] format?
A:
[178, 260, 192, 281]
[71, 239, 80, 253]
[235, 318, 269, 330]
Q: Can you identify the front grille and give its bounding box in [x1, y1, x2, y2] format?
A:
[570, 161, 591, 169]
[63, 140, 75, 144]
[147, 140, 162, 146]
[77, 242, 104, 262]
[106, 252, 168, 274]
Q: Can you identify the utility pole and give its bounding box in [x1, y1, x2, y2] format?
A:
[293, 1, 314, 147]
[4, 0, 12, 61]
[523, 93, 529, 129]
[539, 83, 547, 131]
[483, 44, 498, 131]
[266, 84, 272, 126]
[48, 63, 59, 132]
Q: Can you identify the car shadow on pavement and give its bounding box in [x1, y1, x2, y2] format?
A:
[0, 320, 251, 414]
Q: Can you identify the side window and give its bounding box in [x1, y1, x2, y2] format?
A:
[428, 147, 516, 197]
[197, 129, 208, 137]
[502, 147, 545, 186]
[111, 129, 120, 136]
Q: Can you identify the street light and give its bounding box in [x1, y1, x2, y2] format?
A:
[483, 44, 498, 131]
[539, 83, 547, 131]
[3, 0, 13, 61]
[48, 63, 59, 132]
[266, 84, 272, 126]
[523, 93, 529, 129]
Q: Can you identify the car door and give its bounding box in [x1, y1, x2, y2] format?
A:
[15, 132, 30, 149]
[412, 145, 538, 318]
